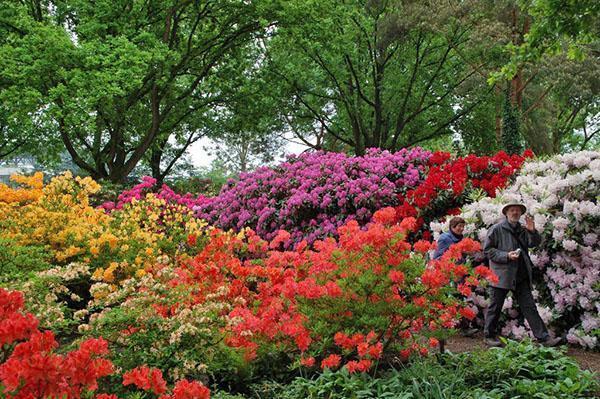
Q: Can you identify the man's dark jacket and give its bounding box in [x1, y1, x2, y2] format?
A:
[483, 219, 542, 290]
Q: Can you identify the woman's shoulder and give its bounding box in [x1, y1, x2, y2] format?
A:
[437, 231, 452, 242]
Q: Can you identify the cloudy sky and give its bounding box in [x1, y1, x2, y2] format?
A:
[188, 135, 311, 168]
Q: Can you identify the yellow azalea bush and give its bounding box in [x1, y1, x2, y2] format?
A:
[0, 172, 212, 288]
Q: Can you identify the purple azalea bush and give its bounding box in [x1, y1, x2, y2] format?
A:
[195, 148, 431, 246]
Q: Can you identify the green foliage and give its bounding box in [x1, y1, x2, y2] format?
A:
[0, 237, 52, 281]
[494, 0, 600, 78]
[263, 0, 482, 155]
[222, 340, 598, 399]
[0, 0, 266, 182]
[501, 88, 524, 154]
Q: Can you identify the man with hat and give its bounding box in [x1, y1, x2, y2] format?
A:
[482, 202, 562, 347]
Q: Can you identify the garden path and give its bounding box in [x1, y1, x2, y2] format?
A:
[445, 334, 600, 377]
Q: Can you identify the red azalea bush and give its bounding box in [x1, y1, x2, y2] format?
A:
[169, 208, 497, 374]
[0, 288, 113, 399]
[394, 150, 533, 239]
[0, 288, 211, 399]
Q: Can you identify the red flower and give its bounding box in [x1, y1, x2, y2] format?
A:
[428, 151, 452, 166]
[269, 230, 291, 249]
[399, 348, 411, 361]
[372, 207, 396, 225]
[459, 307, 476, 320]
[367, 342, 383, 359]
[457, 283, 472, 297]
[300, 356, 316, 367]
[172, 379, 211, 399]
[187, 234, 197, 246]
[428, 337, 439, 348]
[388, 270, 405, 284]
[345, 359, 372, 373]
[522, 149, 534, 158]
[399, 217, 417, 232]
[413, 240, 432, 253]
[334, 332, 353, 350]
[321, 354, 341, 369]
[123, 366, 167, 395]
[357, 342, 369, 357]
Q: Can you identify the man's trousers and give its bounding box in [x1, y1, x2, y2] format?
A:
[483, 279, 549, 340]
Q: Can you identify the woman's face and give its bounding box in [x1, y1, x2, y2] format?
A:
[451, 223, 465, 236]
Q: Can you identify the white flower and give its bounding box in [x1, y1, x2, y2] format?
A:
[583, 233, 597, 246]
[573, 153, 591, 168]
[562, 240, 578, 251]
[552, 229, 565, 242]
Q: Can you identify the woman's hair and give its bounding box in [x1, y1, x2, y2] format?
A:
[449, 216, 466, 229]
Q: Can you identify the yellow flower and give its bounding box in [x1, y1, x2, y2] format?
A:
[92, 268, 104, 281]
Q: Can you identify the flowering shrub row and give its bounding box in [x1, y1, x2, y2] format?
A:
[195, 148, 431, 246]
[65, 208, 497, 388]
[0, 172, 211, 286]
[99, 149, 529, 248]
[0, 287, 211, 399]
[431, 151, 600, 348]
[394, 150, 532, 239]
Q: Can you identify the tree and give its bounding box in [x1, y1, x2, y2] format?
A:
[261, 0, 490, 155]
[193, 41, 287, 174]
[502, 86, 523, 154]
[495, 0, 600, 79]
[453, 1, 600, 155]
[0, 0, 266, 182]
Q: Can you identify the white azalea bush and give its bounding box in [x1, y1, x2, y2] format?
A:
[431, 151, 600, 348]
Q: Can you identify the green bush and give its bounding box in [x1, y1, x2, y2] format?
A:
[216, 340, 598, 399]
[0, 237, 53, 281]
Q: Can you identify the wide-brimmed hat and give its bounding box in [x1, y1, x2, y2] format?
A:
[502, 202, 527, 215]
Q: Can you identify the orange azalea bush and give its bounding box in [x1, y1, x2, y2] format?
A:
[71, 209, 496, 388]
[222, 208, 497, 372]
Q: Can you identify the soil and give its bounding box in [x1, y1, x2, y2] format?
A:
[444, 333, 600, 377]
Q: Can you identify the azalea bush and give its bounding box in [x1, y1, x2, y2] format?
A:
[394, 150, 532, 239]
[196, 148, 431, 246]
[81, 251, 247, 385]
[0, 287, 212, 399]
[0, 172, 211, 286]
[432, 151, 600, 348]
[219, 208, 496, 372]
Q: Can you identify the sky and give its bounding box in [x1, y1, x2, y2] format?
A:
[188, 135, 311, 168]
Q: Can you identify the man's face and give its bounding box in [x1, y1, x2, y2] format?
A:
[506, 206, 523, 223]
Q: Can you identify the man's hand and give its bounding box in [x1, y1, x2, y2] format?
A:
[508, 251, 520, 260]
[525, 214, 536, 232]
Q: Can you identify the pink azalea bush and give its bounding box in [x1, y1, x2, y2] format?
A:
[196, 148, 431, 246]
[100, 176, 210, 212]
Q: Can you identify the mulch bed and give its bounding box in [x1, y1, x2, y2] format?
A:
[444, 333, 600, 377]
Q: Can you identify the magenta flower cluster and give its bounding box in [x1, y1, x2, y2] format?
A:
[196, 148, 430, 245]
[100, 176, 209, 212]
